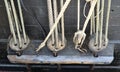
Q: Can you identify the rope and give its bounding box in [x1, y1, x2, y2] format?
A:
[105, 0, 111, 42]
[20, 0, 47, 38]
[61, 0, 65, 44]
[90, 1, 93, 35]
[90, 0, 96, 35]
[83, 2, 87, 18]
[4, 0, 17, 44]
[95, 0, 100, 45]
[36, 0, 71, 52]
[47, 0, 55, 45]
[99, 0, 104, 48]
[82, 0, 98, 32]
[11, 0, 22, 47]
[17, 0, 27, 43]
[53, 0, 59, 47]
[77, 0, 80, 31]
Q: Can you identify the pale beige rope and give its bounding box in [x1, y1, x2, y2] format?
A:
[92, 11, 95, 34]
[11, 0, 22, 47]
[90, 12, 95, 35]
[4, 0, 17, 44]
[77, 0, 80, 31]
[90, 5, 95, 35]
[53, 0, 59, 47]
[17, 0, 27, 43]
[47, 0, 55, 45]
[82, 0, 98, 32]
[95, 0, 100, 45]
[83, 1, 101, 18]
[73, 0, 98, 52]
[105, 0, 111, 42]
[99, 0, 104, 48]
[61, 0, 65, 44]
[36, 0, 71, 52]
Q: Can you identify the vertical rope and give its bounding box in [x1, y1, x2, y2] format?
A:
[11, 0, 22, 47]
[47, 0, 55, 45]
[99, 0, 104, 47]
[17, 0, 27, 43]
[95, 0, 100, 45]
[36, 0, 71, 51]
[90, 1, 93, 35]
[77, 0, 80, 31]
[53, 0, 59, 47]
[4, 0, 17, 44]
[92, 10, 95, 34]
[61, 0, 65, 44]
[105, 0, 111, 42]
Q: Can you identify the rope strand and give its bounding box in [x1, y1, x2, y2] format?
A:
[105, 0, 111, 42]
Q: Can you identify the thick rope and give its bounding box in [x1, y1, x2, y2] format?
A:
[105, 0, 111, 42]
[90, 1, 93, 35]
[17, 0, 27, 43]
[53, 0, 59, 47]
[99, 0, 104, 48]
[4, 0, 17, 44]
[47, 0, 55, 45]
[82, 0, 98, 32]
[36, 0, 71, 52]
[95, 0, 100, 45]
[61, 0, 65, 44]
[11, 0, 22, 47]
[77, 0, 80, 31]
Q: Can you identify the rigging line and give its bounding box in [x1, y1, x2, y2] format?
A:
[17, 0, 27, 43]
[95, 0, 100, 45]
[53, 0, 59, 47]
[11, 0, 22, 47]
[20, 0, 47, 38]
[36, 0, 71, 52]
[83, 2, 87, 18]
[90, 2, 95, 35]
[90, 1, 93, 35]
[83, 1, 102, 18]
[92, 11, 95, 34]
[47, 0, 55, 44]
[82, 0, 98, 32]
[4, 0, 17, 44]
[61, 0, 65, 44]
[77, 0, 80, 31]
[99, 0, 104, 48]
[105, 0, 111, 42]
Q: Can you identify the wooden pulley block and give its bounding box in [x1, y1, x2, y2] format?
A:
[73, 31, 86, 49]
[9, 36, 30, 52]
[88, 34, 108, 53]
[47, 34, 67, 52]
